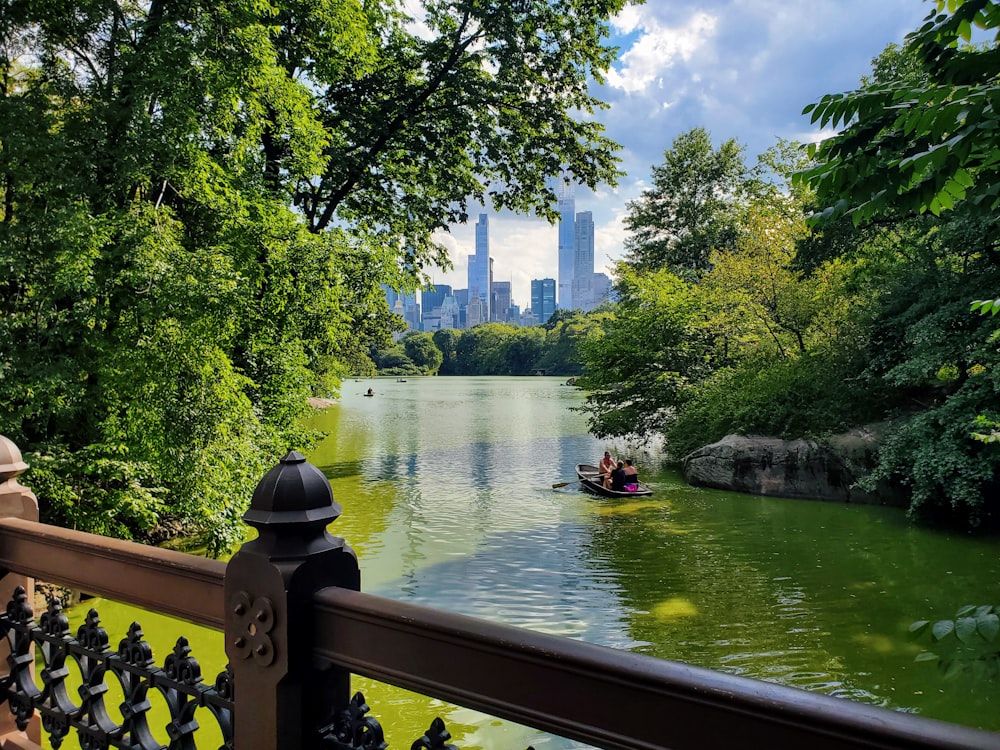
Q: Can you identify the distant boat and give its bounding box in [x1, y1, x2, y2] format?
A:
[397, 378, 407, 382]
[576, 464, 653, 498]
[364, 388, 375, 397]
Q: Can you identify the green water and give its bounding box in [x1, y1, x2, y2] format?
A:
[51, 376, 1000, 748]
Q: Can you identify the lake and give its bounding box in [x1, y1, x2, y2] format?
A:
[63, 375, 1000, 749]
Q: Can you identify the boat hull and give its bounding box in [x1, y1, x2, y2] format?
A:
[576, 464, 653, 498]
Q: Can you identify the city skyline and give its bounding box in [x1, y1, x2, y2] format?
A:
[427, 2, 933, 307]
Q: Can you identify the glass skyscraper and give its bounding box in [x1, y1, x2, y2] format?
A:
[557, 186, 575, 310]
[468, 213, 491, 322]
[572, 210, 595, 311]
[531, 277, 556, 324]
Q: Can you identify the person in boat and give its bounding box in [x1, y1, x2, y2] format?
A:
[610, 461, 627, 492]
[599, 451, 617, 487]
[366, 387, 375, 396]
[623, 459, 639, 491]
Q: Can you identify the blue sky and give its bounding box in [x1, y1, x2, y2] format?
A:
[429, 1, 932, 309]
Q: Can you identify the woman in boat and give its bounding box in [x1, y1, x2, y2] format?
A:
[610, 461, 626, 492]
[623, 459, 639, 492]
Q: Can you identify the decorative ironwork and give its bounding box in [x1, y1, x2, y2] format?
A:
[0, 587, 234, 750]
[319, 691, 386, 750]
[410, 717, 459, 750]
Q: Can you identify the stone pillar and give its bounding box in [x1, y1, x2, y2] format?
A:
[0, 436, 41, 746]
[224, 451, 360, 750]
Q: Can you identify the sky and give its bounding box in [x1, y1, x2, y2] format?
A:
[426, 0, 933, 310]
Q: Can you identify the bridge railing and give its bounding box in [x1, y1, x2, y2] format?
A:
[0, 437, 998, 750]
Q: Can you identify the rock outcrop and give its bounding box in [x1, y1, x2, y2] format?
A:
[681, 428, 904, 505]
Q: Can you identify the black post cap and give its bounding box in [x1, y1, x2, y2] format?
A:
[243, 451, 342, 528]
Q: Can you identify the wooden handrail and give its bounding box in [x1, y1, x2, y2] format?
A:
[312, 586, 1000, 750]
[0, 517, 226, 629]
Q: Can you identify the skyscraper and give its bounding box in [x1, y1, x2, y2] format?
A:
[572, 210, 595, 311]
[382, 284, 419, 330]
[421, 284, 452, 330]
[468, 213, 491, 323]
[531, 278, 556, 324]
[421, 284, 451, 314]
[557, 186, 575, 309]
[491, 280, 511, 323]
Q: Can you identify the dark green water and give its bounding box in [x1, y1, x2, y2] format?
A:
[61, 376, 1000, 748]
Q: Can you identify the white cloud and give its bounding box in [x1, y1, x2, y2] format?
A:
[428, 2, 934, 316]
[607, 10, 718, 94]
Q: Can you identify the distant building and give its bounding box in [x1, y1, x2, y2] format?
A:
[382, 284, 419, 331]
[491, 280, 512, 323]
[557, 187, 575, 309]
[453, 288, 469, 329]
[592, 273, 611, 308]
[468, 214, 491, 322]
[440, 295, 459, 329]
[573, 210, 595, 311]
[466, 295, 486, 328]
[421, 284, 452, 330]
[531, 278, 556, 325]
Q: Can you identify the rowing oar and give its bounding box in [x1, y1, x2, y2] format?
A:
[551, 478, 580, 488]
[552, 476, 601, 489]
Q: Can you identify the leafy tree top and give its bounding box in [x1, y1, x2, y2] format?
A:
[798, 0, 1000, 225]
[623, 127, 746, 274]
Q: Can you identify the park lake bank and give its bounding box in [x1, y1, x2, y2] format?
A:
[59, 376, 1000, 748]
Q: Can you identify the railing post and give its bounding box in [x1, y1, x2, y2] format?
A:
[0, 436, 41, 747]
[224, 450, 360, 750]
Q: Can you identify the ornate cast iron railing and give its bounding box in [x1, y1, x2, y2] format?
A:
[1, 435, 1000, 750]
[0, 587, 233, 749]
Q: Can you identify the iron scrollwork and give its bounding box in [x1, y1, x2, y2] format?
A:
[0, 586, 235, 750]
[410, 717, 459, 750]
[320, 691, 387, 750]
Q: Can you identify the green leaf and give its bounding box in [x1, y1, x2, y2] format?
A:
[955, 616, 978, 643]
[932, 619, 956, 641]
[914, 651, 940, 662]
[942, 658, 964, 679]
[958, 18, 972, 42]
[978, 613, 1000, 642]
[909, 619, 931, 636]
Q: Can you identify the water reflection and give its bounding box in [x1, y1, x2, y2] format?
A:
[305, 376, 1000, 740]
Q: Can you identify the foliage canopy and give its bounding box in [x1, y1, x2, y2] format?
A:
[0, 0, 626, 551]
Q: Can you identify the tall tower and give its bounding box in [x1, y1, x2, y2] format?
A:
[468, 213, 491, 323]
[557, 185, 575, 309]
[573, 210, 595, 311]
[531, 277, 556, 324]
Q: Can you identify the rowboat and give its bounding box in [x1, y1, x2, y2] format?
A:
[576, 464, 653, 498]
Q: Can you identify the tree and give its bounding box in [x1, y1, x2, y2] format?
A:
[623, 128, 747, 274]
[403, 332, 443, 375]
[799, 1, 1000, 227]
[0, 0, 626, 551]
[534, 310, 607, 376]
[452, 323, 519, 375]
[797, 2, 1000, 529]
[499, 327, 547, 375]
[432, 328, 461, 375]
[577, 268, 712, 439]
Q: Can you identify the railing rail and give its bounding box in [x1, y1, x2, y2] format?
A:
[312, 586, 1000, 750]
[0, 517, 226, 629]
[1, 438, 999, 750]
